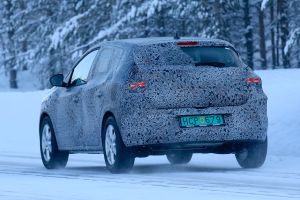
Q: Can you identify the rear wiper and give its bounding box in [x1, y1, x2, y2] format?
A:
[195, 62, 226, 67]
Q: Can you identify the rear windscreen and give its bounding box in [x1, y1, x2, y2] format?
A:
[133, 43, 242, 68]
[181, 46, 242, 68]
[134, 43, 193, 67]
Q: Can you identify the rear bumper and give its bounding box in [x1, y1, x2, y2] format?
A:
[119, 97, 268, 147]
[129, 140, 263, 156]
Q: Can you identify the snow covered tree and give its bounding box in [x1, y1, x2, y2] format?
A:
[284, 1, 300, 67]
[0, 0, 300, 89]
[242, 0, 254, 68]
[257, 0, 267, 69]
[0, 0, 18, 88]
[278, 0, 290, 68]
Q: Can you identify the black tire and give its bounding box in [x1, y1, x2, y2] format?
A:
[39, 116, 69, 169]
[235, 138, 268, 169]
[166, 151, 193, 165]
[102, 116, 135, 173]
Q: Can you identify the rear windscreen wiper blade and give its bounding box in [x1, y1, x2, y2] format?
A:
[195, 62, 226, 67]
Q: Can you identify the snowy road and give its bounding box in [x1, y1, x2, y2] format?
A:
[1, 69, 300, 200]
[1, 153, 300, 200]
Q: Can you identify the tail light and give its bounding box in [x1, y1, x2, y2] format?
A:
[253, 78, 260, 84]
[138, 81, 145, 88]
[129, 83, 138, 89]
[248, 77, 261, 86]
[129, 81, 146, 89]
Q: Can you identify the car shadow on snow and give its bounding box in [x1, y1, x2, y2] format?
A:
[132, 164, 243, 174]
[67, 164, 243, 175]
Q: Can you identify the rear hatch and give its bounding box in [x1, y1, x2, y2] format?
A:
[132, 42, 250, 109]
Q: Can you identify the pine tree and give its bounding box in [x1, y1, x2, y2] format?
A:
[0, 0, 300, 89]
[242, 0, 254, 69]
[0, 0, 18, 88]
[270, 0, 276, 69]
[257, 0, 267, 69]
[278, 0, 290, 68]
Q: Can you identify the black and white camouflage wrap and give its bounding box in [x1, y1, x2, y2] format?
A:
[40, 37, 268, 151]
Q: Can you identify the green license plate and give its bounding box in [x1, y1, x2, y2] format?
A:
[180, 115, 224, 127]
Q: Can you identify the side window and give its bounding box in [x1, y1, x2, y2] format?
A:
[93, 48, 113, 74]
[70, 50, 98, 86]
[110, 48, 124, 71]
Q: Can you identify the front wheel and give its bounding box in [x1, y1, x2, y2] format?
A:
[166, 151, 193, 165]
[102, 116, 135, 173]
[40, 116, 69, 169]
[235, 138, 268, 168]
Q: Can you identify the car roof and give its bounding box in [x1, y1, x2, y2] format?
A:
[90, 37, 234, 50]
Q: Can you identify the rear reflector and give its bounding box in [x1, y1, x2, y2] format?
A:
[176, 41, 199, 46]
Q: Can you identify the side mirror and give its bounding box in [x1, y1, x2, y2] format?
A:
[50, 74, 65, 87]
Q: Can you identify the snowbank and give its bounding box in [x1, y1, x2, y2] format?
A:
[0, 90, 48, 155]
[256, 69, 300, 156]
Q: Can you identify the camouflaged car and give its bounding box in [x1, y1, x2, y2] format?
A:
[39, 37, 268, 173]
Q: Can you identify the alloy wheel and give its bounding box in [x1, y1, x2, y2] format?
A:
[105, 125, 117, 165]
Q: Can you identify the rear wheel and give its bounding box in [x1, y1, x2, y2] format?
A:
[40, 116, 69, 169]
[103, 116, 135, 173]
[166, 151, 193, 165]
[235, 138, 268, 168]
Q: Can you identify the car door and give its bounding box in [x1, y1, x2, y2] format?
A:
[55, 49, 98, 150]
[80, 47, 123, 149]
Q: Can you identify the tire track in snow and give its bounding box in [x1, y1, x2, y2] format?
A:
[0, 158, 299, 199]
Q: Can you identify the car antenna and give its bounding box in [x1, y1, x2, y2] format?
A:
[174, 32, 180, 40]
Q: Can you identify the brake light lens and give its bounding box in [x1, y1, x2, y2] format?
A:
[130, 82, 146, 89]
[176, 41, 199, 46]
[248, 77, 261, 85]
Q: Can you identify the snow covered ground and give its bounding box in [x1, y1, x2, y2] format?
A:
[0, 69, 300, 200]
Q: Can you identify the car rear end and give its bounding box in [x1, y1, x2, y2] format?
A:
[119, 39, 268, 152]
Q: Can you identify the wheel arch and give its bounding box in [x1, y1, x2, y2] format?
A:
[39, 112, 63, 150]
[101, 111, 125, 145]
[101, 111, 115, 140]
[39, 112, 50, 130]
